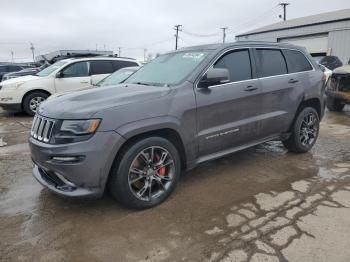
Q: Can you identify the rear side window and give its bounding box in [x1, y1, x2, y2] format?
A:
[112, 60, 138, 70]
[285, 50, 313, 73]
[256, 49, 287, 77]
[214, 49, 252, 82]
[0, 66, 7, 72]
[90, 60, 114, 75]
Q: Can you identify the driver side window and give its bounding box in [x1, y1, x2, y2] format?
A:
[214, 49, 252, 83]
[62, 62, 89, 78]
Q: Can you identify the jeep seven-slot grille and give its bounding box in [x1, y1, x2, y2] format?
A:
[31, 115, 55, 143]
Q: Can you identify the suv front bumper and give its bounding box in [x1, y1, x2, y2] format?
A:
[29, 131, 126, 198]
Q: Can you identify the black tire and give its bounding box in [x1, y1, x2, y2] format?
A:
[23, 91, 49, 116]
[326, 97, 344, 112]
[282, 107, 320, 153]
[108, 137, 181, 209]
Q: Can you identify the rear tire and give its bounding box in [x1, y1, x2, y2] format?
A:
[23, 91, 49, 116]
[282, 107, 320, 153]
[326, 97, 344, 112]
[108, 137, 181, 210]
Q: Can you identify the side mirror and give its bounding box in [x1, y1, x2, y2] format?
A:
[56, 71, 64, 78]
[198, 68, 230, 88]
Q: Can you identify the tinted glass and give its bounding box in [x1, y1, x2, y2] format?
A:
[7, 65, 21, 72]
[256, 49, 287, 77]
[214, 50, 252, 82]
[62, 62, 89, 77]
[124, 51, 209, 86]
[285, 50, 313, 73]
[90, 60, 114, 75]
[0, 66, 7, 73]
[112, 60, 138, 70]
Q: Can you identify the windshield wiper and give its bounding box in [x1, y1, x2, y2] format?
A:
[132, 82, 150, 86]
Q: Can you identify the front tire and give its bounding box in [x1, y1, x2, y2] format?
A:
[282, 107, 320, 153]
[326, 97, 344, 112]
[108, 137, 181, 209]
[23, 91, 49, 116]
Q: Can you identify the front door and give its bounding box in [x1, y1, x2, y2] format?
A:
[195, 49, 262, 158]
[54, 61, 91, 93]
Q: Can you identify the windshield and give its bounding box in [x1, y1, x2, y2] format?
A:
[124, 51, 209, 86]
[97, 67, 138, 87]
[36, 61, 68, 77]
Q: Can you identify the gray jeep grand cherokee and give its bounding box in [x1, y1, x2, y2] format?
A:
[29, 42, 325, 209]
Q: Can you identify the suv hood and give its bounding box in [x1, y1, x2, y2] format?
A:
[38, 84, 171, 119]
[1, 75, 39, 85]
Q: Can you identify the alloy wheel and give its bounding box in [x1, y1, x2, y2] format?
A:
[29, 96, 46, 113]
[299, 112, 318, 146]
[128, 146, 175, 201]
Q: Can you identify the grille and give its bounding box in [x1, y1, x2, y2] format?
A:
[31, 115, 55, 143]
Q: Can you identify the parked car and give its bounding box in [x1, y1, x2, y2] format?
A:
[29, 42, 325, 209]
[0, 64, 23, 81]
[0, 57, 140, 115]
[48, 66, 140, 100]
[318, 56, 343, 70]
[95, 66, 139, 87]
[1, 63, 50, 81]
[325, 64, 350, 111]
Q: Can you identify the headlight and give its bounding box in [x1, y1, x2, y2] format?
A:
[1, 82, 25, 90]
[60, 119, 101, 135]
[52, 119, 101, 144]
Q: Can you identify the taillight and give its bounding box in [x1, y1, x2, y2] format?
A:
[322, 73, 327, 82]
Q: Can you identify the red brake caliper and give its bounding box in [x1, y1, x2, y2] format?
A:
[155, 154, 166, 177]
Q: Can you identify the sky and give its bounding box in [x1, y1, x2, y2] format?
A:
[1, 0, 349, 62]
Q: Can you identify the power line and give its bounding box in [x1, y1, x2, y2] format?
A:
[182, 29, 219, 38]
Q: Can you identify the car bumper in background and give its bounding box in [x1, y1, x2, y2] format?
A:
[29, 130, 126, 198]
[0, 102, 22, 112]
[326, 90, 350, 102]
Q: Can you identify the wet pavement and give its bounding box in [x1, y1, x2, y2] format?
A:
[0, 107, 349, 262]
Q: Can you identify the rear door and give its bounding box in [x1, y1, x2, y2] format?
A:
[54, 61, 90, 93]
[254, 48, 301, 138]
[195, 48, 262, 157]
[90, 60, 116, 82]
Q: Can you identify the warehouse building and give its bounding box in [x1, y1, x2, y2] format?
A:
[236, 8, 350, 64]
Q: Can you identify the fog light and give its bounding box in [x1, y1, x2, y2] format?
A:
[51, 156, 84, 163]
[1, 97, 13, 101]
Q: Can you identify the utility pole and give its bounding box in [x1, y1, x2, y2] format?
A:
[174, 25, 182, 50]
[118, 47, 122, 57]
[143, 48, 147, 62]
[30, 43, 35, 62]
[221, 27, 228, 43]
[11, 51, 14, 62]
[279, 3, 290, 21]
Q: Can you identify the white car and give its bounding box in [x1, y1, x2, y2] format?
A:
[0, 57, 140, 115]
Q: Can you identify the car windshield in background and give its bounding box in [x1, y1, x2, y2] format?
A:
[124, 51, 209, 86]
[97, 67, 138, 87]
[36, 61, 68, 77]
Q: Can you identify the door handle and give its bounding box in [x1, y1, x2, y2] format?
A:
[288, 79, 299, 84]
[80, 81, 89, 84]
[244, 85, 258, 92]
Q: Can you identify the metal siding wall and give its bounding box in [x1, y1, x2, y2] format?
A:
[328, 29, 350, 64]
[236, 20, 350, 42]
[236, 20, 350, 64]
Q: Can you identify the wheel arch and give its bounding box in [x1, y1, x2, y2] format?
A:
[21, 89, 52, 108]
